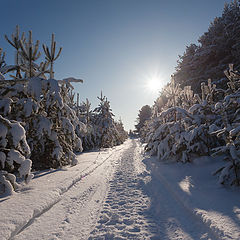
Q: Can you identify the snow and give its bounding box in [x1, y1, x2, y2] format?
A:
[0, 98, 13, 115]
[178, 176, 193, 195]
[61, 117, 75, 136]
[37, 116, 52, 137]
[28, 77, 63, 109]
[145, 154, 240, 239]
[61, 77, 83, 83]
[7, 149, 25, 165]
[43, 78, 63, 109]
[0, 145, 121, 239]
[0, 174, 14, 196]
[23, 98, 38, 117]
[9, 122, 29, 153]
[27, 77, 42, 101]
[59, 77, 83, 89]
[0, 139, 240, 239]
[18, 159, 33, 180]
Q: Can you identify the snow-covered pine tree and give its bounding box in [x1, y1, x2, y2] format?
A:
[1, 27, 85, 170]
[115, 118, 128, 143]
[0, 114, 33, 195]
[94, 92, 121, 148]
[75, 98, 98, 150]
[145, 106, 195, 162]
[211, 65, 240, 185]
[26, 77, 84, 169]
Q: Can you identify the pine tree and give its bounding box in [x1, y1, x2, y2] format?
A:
[94, 92, 124, 148]
[135, 105, 152, 134]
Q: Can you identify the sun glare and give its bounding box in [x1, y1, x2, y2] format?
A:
[146, 77, 162, 93]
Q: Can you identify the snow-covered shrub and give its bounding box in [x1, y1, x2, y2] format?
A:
[142, 78, 221, 164]
[144, 106, 214, 162]
[163, 77, 182, 110]
[0, 115, 33, 195]
[210, 67, 240, 185]
[78, 95, 127, 150]
[212, 125, 240, 185]
[93, 93, 117, 148]
[155, 121, 190, 162]
[3, 77, 84, 169]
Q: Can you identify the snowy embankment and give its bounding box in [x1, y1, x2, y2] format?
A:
[143, 150, 240, 239]
[1, 139, 240, 239]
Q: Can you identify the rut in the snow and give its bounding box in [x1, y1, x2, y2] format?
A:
[89, 140, 159, 239]
[88, 139, 218, 240]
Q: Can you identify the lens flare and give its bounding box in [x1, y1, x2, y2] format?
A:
[146, 77, 162, 93]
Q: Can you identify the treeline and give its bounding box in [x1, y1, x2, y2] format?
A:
[0, 26, 127, 195]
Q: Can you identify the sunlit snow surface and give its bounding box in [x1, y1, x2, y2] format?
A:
[0, 139, 240, 239]
[178, 176, 194, 195]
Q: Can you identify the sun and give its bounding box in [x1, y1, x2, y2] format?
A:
[146, 77, 162, 93]
[142, 70, 167, 94]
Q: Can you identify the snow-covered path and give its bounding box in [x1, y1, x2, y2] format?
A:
[88, 140, 216, 240]
[1, 139, 240, 239]
[89, 140, 153, 239]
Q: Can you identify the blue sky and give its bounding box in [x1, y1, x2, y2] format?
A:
[1, 0, 231, 130]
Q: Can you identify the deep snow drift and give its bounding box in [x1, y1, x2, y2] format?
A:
[0, 139, 239, 239]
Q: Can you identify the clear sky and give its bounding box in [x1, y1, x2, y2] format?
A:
[0, 0, 231, 131]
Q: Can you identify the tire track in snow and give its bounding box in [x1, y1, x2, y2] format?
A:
[9, 145, 125, 240]
[89, 139, 157, 239]
[89, 139, 219, 240]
